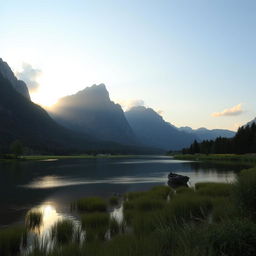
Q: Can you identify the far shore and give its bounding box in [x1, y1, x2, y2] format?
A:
[0, 154, 140, 162]
[173, 153, 256, 165]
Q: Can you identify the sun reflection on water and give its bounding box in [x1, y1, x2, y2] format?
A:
[40, 204, 62, 233]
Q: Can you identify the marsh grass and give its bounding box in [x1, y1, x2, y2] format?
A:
[124, 197, 165, 212]
[0, 226, 26, 256]
[203, 219, 256, 256]
[109, 196, 119, 206]
[25, 210, 43, 230]
[99, 233, 161, 256]
[124, 186, 170, 212]
[233, 168, 256, 219]
[75, 197, 107, 212]
[126, 186, 173, 201]
[51, 219, 74, 245]
[195, 182, 233, 197]
[175, 187, 195, 194]
[125, 191, 147, 200]
[163, 194, 213, 224]
[81, 212, 109, 241]
[109, 218, 119, 237]
[211, 198, 238, 222]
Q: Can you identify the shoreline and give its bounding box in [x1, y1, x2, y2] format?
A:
[173, 153, 256, 166]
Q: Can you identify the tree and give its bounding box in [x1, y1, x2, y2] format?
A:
[10, 140, 24, 158]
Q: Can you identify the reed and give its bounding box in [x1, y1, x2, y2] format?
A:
[75, 197, 107, 212]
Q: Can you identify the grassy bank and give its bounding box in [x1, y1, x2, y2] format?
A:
[173, 153, 256, 165]
[0, 154, 137, 162]
[1, 166, 256, 255]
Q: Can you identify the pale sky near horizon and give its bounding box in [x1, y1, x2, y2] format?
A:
[0, 0, 255, 131]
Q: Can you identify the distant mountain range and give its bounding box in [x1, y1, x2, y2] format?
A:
[179, 127, 235, 141]
[125, 106, 196, 150]
[0, 58, 239, 153]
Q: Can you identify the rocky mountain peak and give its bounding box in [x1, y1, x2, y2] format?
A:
[0, 58, 30, 99]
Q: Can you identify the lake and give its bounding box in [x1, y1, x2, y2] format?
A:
[0, 155, 246, 228]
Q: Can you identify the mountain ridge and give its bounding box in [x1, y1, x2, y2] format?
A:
[50, 84, 138, 145]
[0, 58, 30, 99]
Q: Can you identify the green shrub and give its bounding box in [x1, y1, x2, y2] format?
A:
[75, 197, 107, 212]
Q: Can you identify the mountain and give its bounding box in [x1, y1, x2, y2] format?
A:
[0, 58, 30, 99]
[246, 117, 256, 127]
[179, 127, 235, 141]
[0, 60, 140, 154]
[50, 84, 138, 145]
[125, 106, 196, 150]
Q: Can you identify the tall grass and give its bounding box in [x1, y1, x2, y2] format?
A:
[109, 196, 119, 206]
[51, 219, 74, 245]
[81, 212, 109, 241]
[75, 197, 107, 212]
[195, 182, 233, 197]
[0, 226, 26, 256]
[109, 218, 119, 237]
[211, 197, 238, 222]
[163, 193, 213, 224]
[233, 168, 256, 219]
[25, 209, 43, 230]
[175, 187, 195, 194]
[124, 197, 165, 212]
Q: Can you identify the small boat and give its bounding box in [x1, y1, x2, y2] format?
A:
[168, 172, 189, 186]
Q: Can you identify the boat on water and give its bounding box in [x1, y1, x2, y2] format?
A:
[168, 172, 189, 187]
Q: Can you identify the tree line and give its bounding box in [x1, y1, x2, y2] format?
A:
[182, 123, 256, 154]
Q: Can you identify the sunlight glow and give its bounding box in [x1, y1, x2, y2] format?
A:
[41, 204, 62, 232]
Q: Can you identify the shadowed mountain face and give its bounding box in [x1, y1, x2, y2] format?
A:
[0, 74, 101, 153]
[125, 106, 196, 150]
[51, 84, 138, 145]
[179, 127, 235, 141]
[0, 60, 126, 153]
[0, 58, 30, 99]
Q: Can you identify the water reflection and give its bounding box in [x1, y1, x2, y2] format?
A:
[27, 203, 63, 235]
[23, 171, 236, 190]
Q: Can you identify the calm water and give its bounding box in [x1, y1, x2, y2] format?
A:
[0, 155, 245, 227]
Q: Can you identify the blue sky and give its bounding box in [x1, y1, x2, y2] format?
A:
[0, 0, 255, 130]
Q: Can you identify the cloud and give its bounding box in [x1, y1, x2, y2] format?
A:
[118, 99, 145, 110]
[16, 63, 42, 92]
[211, 103, 243, 117]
